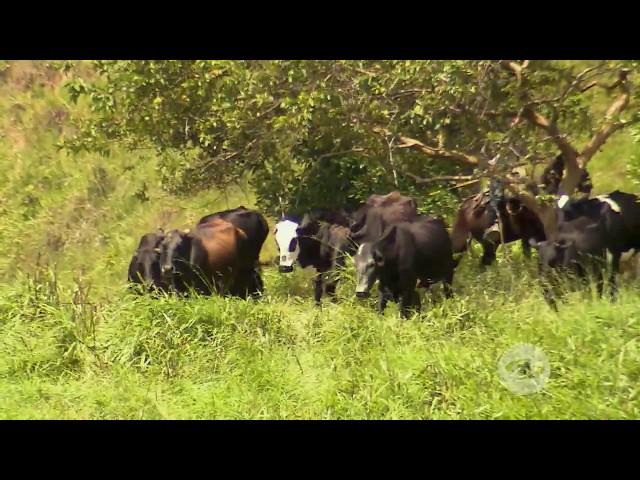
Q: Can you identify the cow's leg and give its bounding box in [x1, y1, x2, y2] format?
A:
[313, 273, 324, 306]
[522, 238, 532, 258]
[327, 253, 347, 303]
[540, 269, 559, 312]
[480, 240, 497, 268]
[325, 279, 338, 302]
[542, 284, 559, 312]
[204, 271, 220, 296]
[230, 272, 250, 299]
[594, 267, 604, 299]
[443, 271, 454, 299]
[400, 288, 420, 319]
[609, 251, 621, 302]
[234, 268, 262, 299]
[378, 288, 391, 314]
[250, 268, 264, 298]
[411, 289, 422, 312]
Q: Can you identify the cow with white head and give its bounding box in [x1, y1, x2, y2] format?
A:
[273, 217, 301, 273]
[273, 209, 355, 304]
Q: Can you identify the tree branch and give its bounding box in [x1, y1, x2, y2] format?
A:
[255, 100, 282, 119]
[555, 69, 635, 195]
[201, 139, 258, 171]
[520, 106, 579, 160]
[405, 172, 476, 184]
[396, 135, 480, 166]
[317, 147, 365, 160]
[500, 60, 530, 86]
[373, 127, 480, 166]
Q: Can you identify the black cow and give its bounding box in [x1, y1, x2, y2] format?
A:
[158, 228, 201, 295]
[530, 216, 609, 310]
[354, 215, 456, 318]
[530, 190, 640, 309]
[127, 230, 168, 293]
[197, 206, 269, 297]
[300, 218, 355, 305]
[274, 209, 355, 305]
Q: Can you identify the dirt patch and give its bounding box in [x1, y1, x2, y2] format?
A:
[4, 61, 63, 92]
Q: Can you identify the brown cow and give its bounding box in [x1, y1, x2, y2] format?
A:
[350, 191, 419, 243]
[159, 218, 248, 296]
[450, 194, 546, 268]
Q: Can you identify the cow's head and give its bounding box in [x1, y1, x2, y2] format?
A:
[354, 242, 380, 298]
[273, 219, 300, 273]
[159, 229, 191, 279]
[137, 248, 162, 286]
[129, 232, 165, 290]
[529, 237, 578, 272]
[505, 198, 523, 216]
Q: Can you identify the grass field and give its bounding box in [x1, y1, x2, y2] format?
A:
[1, 61, 639, 419]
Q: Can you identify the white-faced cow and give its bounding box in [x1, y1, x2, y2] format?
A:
[273, 216, 302, 273]
[274, 209, 355, 304]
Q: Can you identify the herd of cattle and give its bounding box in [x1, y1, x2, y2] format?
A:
[128, 182, 640, 316]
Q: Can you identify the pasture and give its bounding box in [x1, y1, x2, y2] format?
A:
[1, 61, 639, 419]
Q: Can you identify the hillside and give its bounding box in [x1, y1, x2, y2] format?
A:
[0, 61, 639, 419]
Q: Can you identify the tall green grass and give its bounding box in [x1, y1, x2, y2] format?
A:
[1, 255, 639, 419]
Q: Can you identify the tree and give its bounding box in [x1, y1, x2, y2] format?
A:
[62, 60, 640, 220]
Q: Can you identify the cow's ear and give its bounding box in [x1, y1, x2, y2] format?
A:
[379, 225, 397, 244]
[236, 228, 248, 240]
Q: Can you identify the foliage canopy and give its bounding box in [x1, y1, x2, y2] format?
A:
[63, 60, 640, 217]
